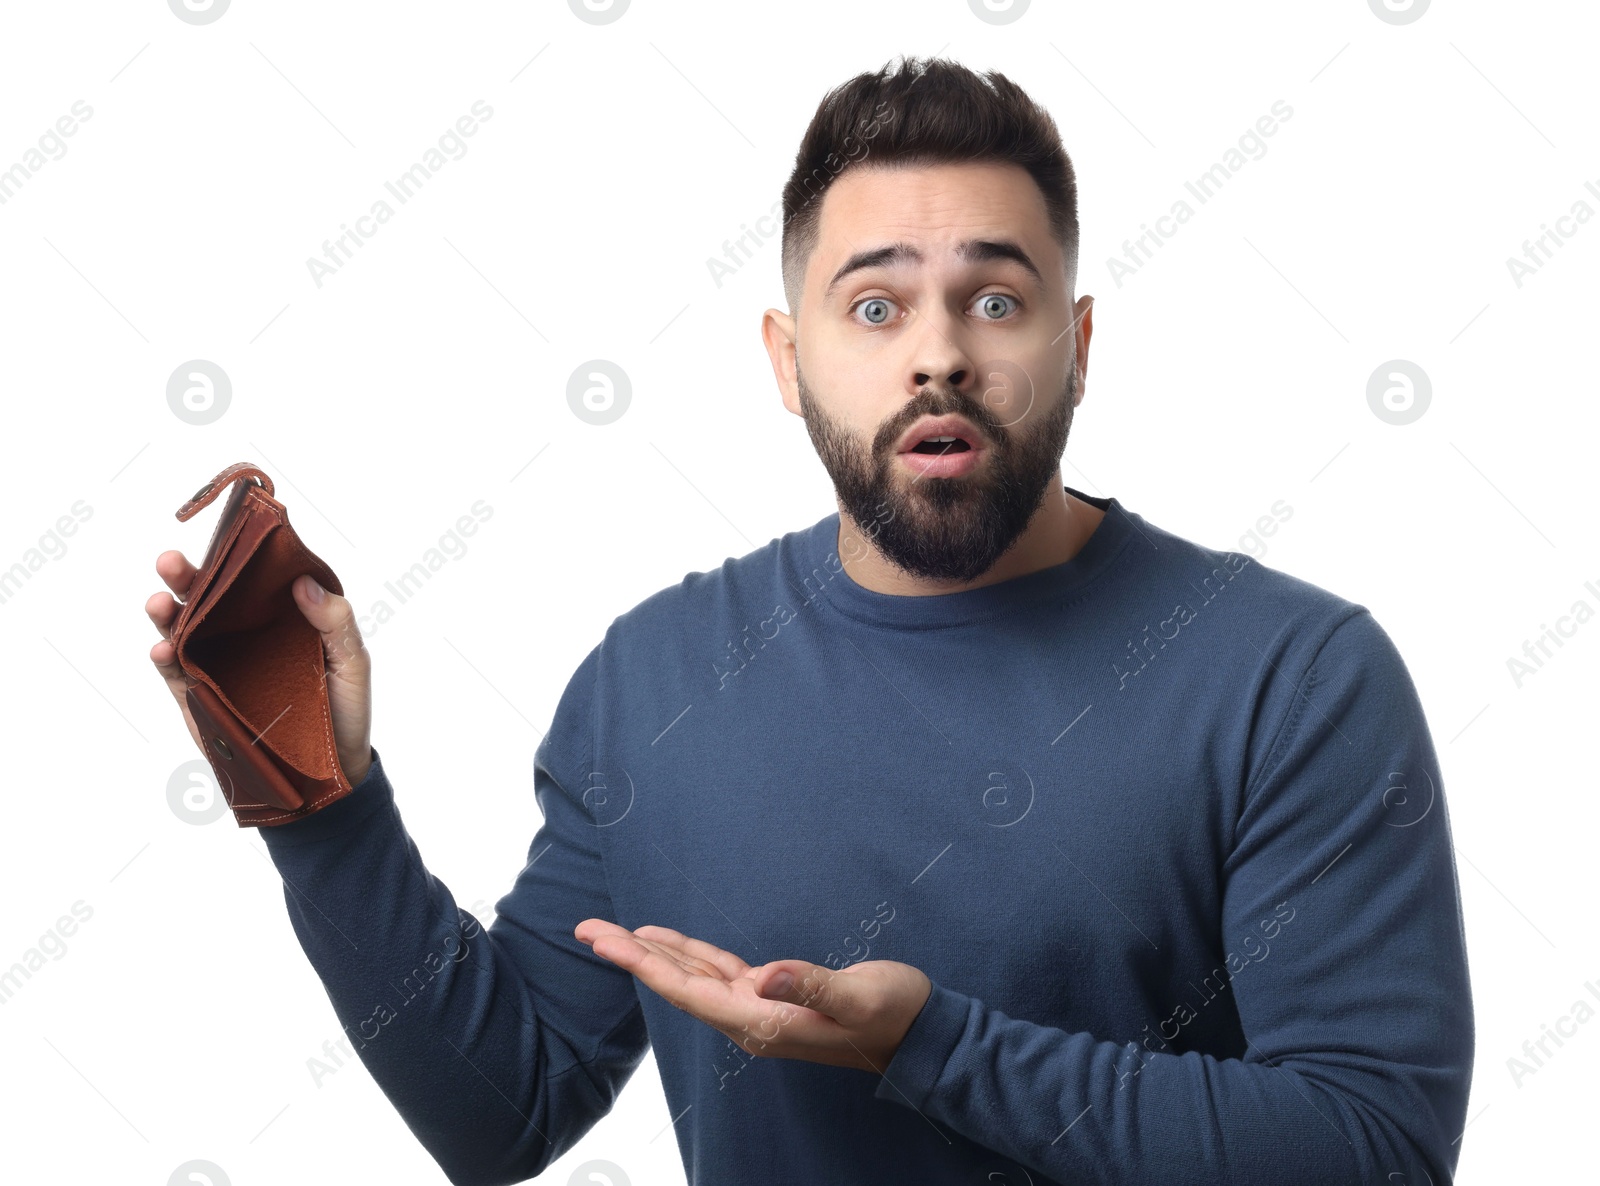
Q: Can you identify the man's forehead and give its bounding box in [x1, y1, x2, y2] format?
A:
[809, 161, 1056, 280]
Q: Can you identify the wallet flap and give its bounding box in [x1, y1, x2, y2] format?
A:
[175, 462, 275, 522]
[187, 680, 306, 812]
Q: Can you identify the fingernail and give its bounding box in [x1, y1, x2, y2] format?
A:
[767, 971, 794, 996]
[304, 576, 326, 603]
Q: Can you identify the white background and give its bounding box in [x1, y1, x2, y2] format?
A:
[0, 1, 1594, 1182]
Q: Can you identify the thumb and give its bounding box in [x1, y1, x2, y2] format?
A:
[292, 573, 367, 669]
[756, 962, 857, 1020]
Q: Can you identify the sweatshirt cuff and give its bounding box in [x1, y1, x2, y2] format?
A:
[872, 978, 970, 1111]
[258, 745, 392, 847]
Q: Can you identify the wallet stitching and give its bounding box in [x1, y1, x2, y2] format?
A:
[176, 462, 274, 520]
[280, 517, 349, 818]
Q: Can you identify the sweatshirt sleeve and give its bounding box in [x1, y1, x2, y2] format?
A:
[259, 641, 650, 1186]
[872, 608, 1475, 1185]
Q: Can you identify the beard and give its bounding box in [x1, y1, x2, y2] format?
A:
[796, 362, 1076, 583]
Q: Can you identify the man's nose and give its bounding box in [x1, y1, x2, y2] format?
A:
[904, 307, 977, 396]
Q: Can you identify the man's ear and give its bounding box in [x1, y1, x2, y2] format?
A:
[762, 307, 801, 416]
[1070, 295, 1094, 406]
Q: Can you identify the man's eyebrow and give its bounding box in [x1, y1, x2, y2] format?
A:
[958, 238, 1044, 285]
[824, 242, 923, 298]
[823, 238, 1045, 299]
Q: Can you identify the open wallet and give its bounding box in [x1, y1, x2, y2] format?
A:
[171, 462, 355, 828]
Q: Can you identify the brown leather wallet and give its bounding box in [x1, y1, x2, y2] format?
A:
[171, 462, 354, 828]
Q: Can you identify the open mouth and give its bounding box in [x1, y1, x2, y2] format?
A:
[908, 436, 973, 455]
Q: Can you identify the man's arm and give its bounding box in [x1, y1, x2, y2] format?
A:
[873, 609, 1474, 1185]
[261, 643, 649, 1186]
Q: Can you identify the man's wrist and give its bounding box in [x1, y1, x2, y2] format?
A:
[344, 745, 375, 787]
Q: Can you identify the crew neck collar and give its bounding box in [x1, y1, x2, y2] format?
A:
[788, 485, 1139, 631]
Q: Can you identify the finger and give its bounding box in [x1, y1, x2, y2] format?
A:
[756, 961, 860, 1020]
[579, 928, 840, 1055]
[613, 931, 734, 983]
[579, 921, 699, 970]
[631, 925, 752, 980]
[597, 936, 742, 1022]
[579, 921, 739, 983]
[575, 918, 635, 947]
[155, 550, 199, 601]
[290, 574, 369, 669]
[146, 589, 181, 642]
[582, 928, 726, 997]
[148, 636, 197, 712]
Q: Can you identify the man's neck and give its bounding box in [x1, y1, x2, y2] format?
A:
[837, 479, 1106, 597]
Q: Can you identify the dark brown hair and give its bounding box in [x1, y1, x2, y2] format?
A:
[780, 56, 1079, 308]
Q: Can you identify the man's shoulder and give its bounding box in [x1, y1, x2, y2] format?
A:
[1123, 506, 1424, 781]
[1127, 504, 1375, 658]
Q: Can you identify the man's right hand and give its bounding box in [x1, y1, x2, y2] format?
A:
[146, 550, 374, 787]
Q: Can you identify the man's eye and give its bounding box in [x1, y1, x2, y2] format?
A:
[853, 298, 897, 325]
[973, 293, 1018, 320]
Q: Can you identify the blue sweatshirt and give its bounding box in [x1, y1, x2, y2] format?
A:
[261, 486, 1474, 1185]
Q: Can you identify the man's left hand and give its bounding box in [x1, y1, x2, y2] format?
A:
[574, 919, 932, 1074]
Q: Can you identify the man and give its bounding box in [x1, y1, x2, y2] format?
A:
[148, 57, 1473, 1185]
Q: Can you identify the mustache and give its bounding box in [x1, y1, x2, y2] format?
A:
[876, 387, 1004, 455]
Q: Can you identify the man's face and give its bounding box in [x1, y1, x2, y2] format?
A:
[774, 160, 1084, 583]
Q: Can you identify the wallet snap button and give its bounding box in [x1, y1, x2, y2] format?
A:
[190, 481, 215, 502]
[212, 737, 233, 760]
